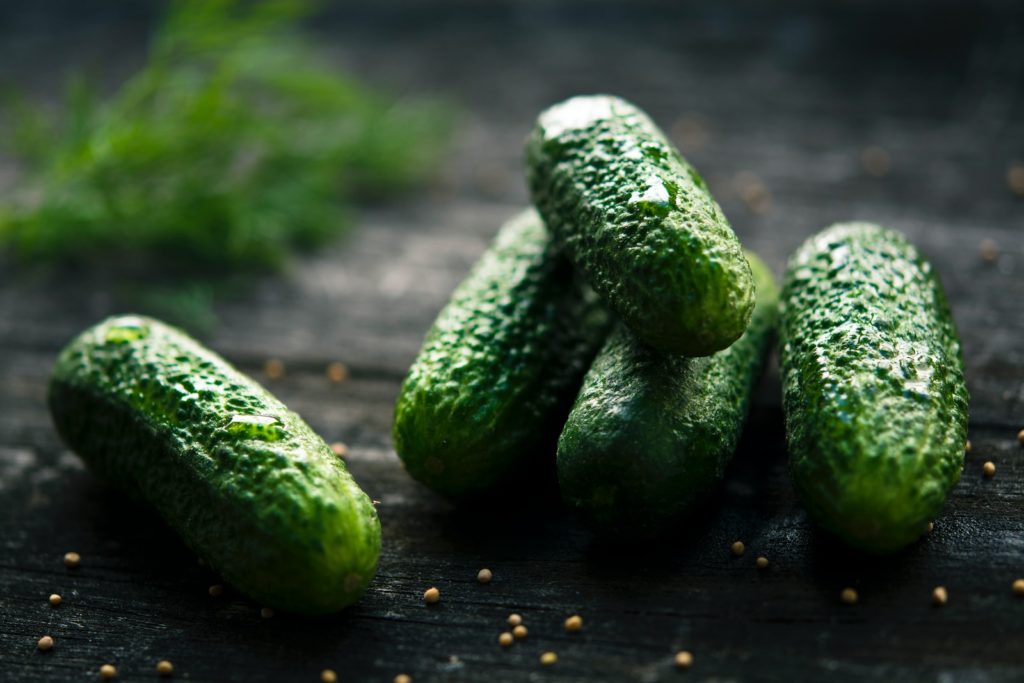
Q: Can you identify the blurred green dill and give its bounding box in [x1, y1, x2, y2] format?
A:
[0, 0, 452, 273]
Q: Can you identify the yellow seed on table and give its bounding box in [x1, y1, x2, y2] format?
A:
[513, 624, 527, 640]
[540, 651, 558, 666]
[841, 587, 858, 605]
[927, 522, 935, 534]
[330, 442, 348, 457]
[394, 675, 412, 683]
[498, 632, 513, 647]
[49, 593, 62, 606]
[980, 239, 999, 263]
[63, 552, 81, 568]
[965, 440, 972, 453]
[260, 607, 274, 619]
[37, 635, 54, 652]
[1017, 429, 1024, 445]
[983, 461, 996, 477]
[100, 664, 117, 679]
[756, 556, 769, 570]
[507, 613, 522, 627]
[208, 584, 224, 597]
[263, 358, 285, 379]
[932, 586, 948, 606]
[1012, 579, 1024, 596]
[674, 650, 694, 669]
[320, 669, 337, 683]
[477, 568, 493, 584]
[564, 614, 583, 632]
[156, 660, 174, 677]
[423, 587, 440, 604]
[731, 540, 745, 557]
[326, 362, 350, 383]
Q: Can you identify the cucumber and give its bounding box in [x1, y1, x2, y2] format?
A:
[392, 208, 611, 499]
[780, 223, 968, 553]
[526, 94, 755, 356]
[557, 251, 778, 539]
[48, 315, 381, 614]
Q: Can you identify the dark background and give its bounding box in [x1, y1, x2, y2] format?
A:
[2, 1, 1024, 681]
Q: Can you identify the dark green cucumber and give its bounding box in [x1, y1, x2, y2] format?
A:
[557, 251, 778, 539]
[48, 316, 381, 613]
[526, 94, 755, 356]
[780, 223, 968, 553]
[392, 208, 611, 499]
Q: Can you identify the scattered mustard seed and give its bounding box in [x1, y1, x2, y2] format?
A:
[260, 607, 275, 619]
[423, 587, 440, 605]
[477, 568, 493, 584]
[498, 632, 514, 647]
[840, 587, 858, 605]
[208, 584, 224, 597]
[327, 362, 350, 383]
[540, 651, 558, 666]
[965, 440, 972, 453]
[156, 660, 173, 677]
[49, 593, 62, 606]
[932, 586, 948, 606]
[927, 522, 935, 534]
[394, 675, 412, 683]
[983, 461, 996, 478]
[731, 540, 745, 557]
[513, 624, 528, 640]
[263, 358, 285, 379]
[63, 551, 81, 568]
[1008, 161, 1024, 196]
[507, 613, 522, 627]
[564, 614, 583, 632]
[674, 651, 694, 669]
[1017, 429, 1024, 445]
[100, 663, 117, 679]
[330, 442, 348, 457]
[37, 635, 54, 652]
[756, 556, 769, 570]
[320, 669, 337, 683]
[980, 239, 999, 263]
[1012, 578, 1024, 596]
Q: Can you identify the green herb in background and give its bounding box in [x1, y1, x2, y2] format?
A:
[0, 0, 451, 272]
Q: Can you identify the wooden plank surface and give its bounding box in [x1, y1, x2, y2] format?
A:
[2, 2, 1024, 681]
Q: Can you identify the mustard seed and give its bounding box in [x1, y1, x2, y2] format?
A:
[320, 669, 337, 683]
[932, 586, 948, 606]
[965, 440, 972, 453]
[498, 632, 513, 647]
[731, 540, 745, 557]
[100, 663, 117, 679]
[512, 624, 527, 640]
[1012, 578, 1024, 596]
[1008, 161, 1024, 196]
[423, 587, 440, 605]
[841, 587, 858, 605]
[263, 358, 285, 379]
[37, 635, 54, 652]
[674, 651, 694, 669]
[540, 652, 557, 666]
[327, 362, 350, 383]
[49, 593, 62, 606]
[980, 239, 999, 263]
[983, 461, 996, 477]
[330, 442, 348, 457]
[63, 551, 81, 568]
[564, 614, 583, 632]
[862, 146, 891, 177]
[156, 660, 173, 677]
[208, 584, 224, 597]
[1017, 429, 1024, 445]
[927, 522, 935, 534]
[260, 607, 274, 619]
[477, 568, 493, 584]
[756, 556, 769, 570]
[394, 675, 412, 683]
[507, 613, 522, 627]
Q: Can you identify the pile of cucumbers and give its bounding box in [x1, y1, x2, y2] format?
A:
[395, 94, 968, 553]
[48, 94, 967, 615]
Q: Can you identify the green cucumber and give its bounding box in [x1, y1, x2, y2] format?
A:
[780, 223, 968, 553]
[526, 94, 755, 356]
[392, 208, 611, 499]
[557, 251, 778, 539]
[48, 315, 381, 613]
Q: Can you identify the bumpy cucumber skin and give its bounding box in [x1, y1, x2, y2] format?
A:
[557, 252, 778, 539]
[780, 223, 968, 554]
[526, 94, 755, 356]
[48, 316, 381, 614]
[392, 209, 611, 499]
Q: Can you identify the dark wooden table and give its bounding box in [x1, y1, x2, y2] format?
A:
[3, 2, 1024, 681]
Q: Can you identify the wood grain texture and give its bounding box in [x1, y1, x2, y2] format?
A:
[2, 2, 1024, 681]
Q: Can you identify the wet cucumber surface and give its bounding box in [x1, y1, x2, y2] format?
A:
[780, 223, 969, 553]
[392, 208, 611, 499]
[48, 315, 381, 614]
[558, 252, 778, 539]
[526, 94, 754, 356]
